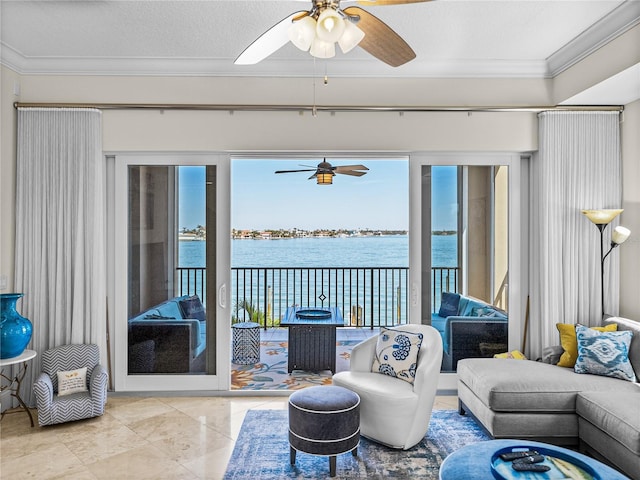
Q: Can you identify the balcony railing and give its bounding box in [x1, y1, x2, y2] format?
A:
[176, 266, 460, 328]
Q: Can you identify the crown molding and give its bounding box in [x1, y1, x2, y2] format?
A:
[547, 0, 640, 77]
[0, 46, 549, 79]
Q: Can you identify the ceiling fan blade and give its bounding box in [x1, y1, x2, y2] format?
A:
[335, 170, 368, 177]
[308, 173, 318, 180]
[356, 0, 433, 5]
[275, 168, 317, 174]
[333, 164, 369, 173]
[235, 10, 308, 65]
[343, 6, 416, 67]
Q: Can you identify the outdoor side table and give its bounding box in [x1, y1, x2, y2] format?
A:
[0, 349, 37, 427]
[231, 322, 260, 364]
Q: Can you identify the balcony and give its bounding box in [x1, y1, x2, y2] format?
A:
[174, 265, 460, 389]
[176, 266, 460, 325]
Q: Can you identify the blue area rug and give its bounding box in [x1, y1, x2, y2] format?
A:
[224, 409, 489, 479]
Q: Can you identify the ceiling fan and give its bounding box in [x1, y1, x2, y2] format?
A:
[235, 0, 432, 68]
[275, 159, 369, 185]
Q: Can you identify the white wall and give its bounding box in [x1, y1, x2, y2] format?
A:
[0, 66, 19, 294]
[11, 73, 543, 153]
[101, 108, 537, 153]
[620, 99, 640, 319]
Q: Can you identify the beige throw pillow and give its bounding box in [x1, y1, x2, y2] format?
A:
[57, 367, 88, 396]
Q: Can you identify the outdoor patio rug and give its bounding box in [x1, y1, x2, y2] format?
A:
[223, 409, 490, 479]
[231, 340, 360, 390]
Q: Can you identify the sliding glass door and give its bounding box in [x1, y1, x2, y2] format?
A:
[409, 154, 523, 382]
[113, 154, 230, 391]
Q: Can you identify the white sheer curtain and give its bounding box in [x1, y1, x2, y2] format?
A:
[529, 111, 621, 359]
[15, 108, 106, 406]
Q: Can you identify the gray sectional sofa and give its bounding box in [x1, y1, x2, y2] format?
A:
[431, 292, 508, 371]
[457, 316, 640, 480]
[128, 295, 206, 373]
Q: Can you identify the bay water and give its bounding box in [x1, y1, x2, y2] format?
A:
[179, 235, 457, 324]
[179, 234, 457, 268]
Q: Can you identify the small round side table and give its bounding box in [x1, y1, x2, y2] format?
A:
[0, 349, 37, 427]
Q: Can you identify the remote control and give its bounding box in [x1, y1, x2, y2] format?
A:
[512, 463, 551, 472]
[499, 450, 539, 461]
[513, 454, 545, 464]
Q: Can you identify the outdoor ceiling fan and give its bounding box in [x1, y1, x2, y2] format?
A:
[275, 159, 369, 185]
[235, 0, 433, 67]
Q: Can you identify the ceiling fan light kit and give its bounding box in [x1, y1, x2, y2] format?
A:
[236, 0, 432, 67]
[338, 20, 366, 54]
[288, 16, 317, 51]
[316, 8, 346, 42]
[310, 37, 336, 58]
[288, 4, 364, 59]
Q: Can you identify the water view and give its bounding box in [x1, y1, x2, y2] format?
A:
[178, 235, 458, 268]
[179, 234, 456, 268]
[178, 234, 457, 325]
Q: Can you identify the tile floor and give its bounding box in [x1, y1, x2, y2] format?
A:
[0, 394, 459, 479]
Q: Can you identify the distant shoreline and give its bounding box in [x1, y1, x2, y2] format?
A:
[180, 230, 457, 241]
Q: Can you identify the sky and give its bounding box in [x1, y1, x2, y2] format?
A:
[178, 160, 457, 231]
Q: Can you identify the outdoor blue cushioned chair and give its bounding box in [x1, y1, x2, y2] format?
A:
[33, 344, 108, 426]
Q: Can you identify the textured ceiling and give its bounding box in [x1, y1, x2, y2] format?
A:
[1, 0, 638, 79]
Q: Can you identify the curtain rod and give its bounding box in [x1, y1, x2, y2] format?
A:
[13, 102, 624, 113]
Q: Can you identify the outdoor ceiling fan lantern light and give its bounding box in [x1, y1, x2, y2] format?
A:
[316, 172, 333, 185]
[289, 16, 317, 51]
[316, 8, 345, 43]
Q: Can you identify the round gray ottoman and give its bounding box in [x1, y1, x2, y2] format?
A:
[288, 385, 360, 477]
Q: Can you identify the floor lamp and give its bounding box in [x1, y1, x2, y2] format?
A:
[581, 209, 631, 318]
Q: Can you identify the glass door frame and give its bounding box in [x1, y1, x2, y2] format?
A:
[408, 153, 525, 391]
[110, 152, 231, 392]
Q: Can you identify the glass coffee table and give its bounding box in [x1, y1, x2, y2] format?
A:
[439, 439, 629, 480]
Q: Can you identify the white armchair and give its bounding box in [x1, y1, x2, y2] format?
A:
[332, 324, 443, 450]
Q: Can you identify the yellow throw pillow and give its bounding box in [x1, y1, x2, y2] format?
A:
[556, 323, 617, 368]
[494, 350, 527, 360]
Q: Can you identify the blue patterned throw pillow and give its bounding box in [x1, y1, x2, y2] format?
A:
[574, 324, 636, 382]
[371, 327, 424, 384]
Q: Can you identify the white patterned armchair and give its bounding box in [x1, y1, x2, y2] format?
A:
[332, 324, 443, 450]
[33, 344, 108, 426]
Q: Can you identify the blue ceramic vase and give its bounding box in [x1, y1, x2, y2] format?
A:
[0, 293, 33, 359]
